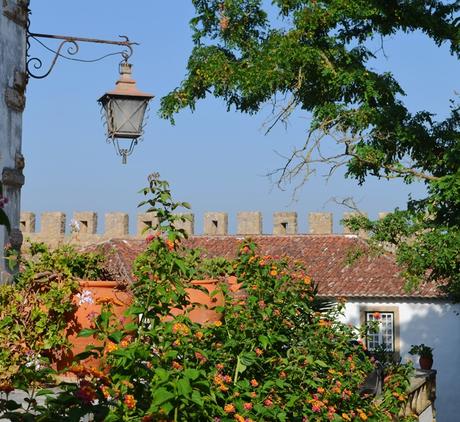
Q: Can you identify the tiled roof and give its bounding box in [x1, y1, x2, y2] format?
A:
[92, 235, 444, 299]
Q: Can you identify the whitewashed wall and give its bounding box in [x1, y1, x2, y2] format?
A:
[342, 299, 460, 422]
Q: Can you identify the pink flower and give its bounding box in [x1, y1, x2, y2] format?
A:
[312, 404, 321, 413]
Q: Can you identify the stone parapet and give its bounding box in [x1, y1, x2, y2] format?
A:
[273, 212, 297, 235]
[204, 212, 228, 235]
[19, 210, 380, 243]
[105, 213, 129, 238]
[309, 212, 333, 234]
[237, 211, 262, 235]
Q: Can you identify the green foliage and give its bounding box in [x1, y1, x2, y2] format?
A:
[18, 242, 110, 284]
[160, 1, 460, 299]
[0, 243, 109, 390]
[36, 175, 414, 421]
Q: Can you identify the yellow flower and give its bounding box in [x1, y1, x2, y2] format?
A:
[172, 323, 190, 335]
[105, 342, 118, 353]
[224, 403, 236, 413]
[359, 412, 368, 421]
[342, 413, 351, 421]
[214, 320, 223, 327]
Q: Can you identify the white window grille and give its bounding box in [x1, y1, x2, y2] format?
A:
[365, 312, 394, 352]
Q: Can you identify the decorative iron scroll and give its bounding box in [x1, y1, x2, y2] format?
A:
[26, 31, 138, 79]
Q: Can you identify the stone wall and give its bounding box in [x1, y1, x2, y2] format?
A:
[20, 210, 383, 245]
[1, 0, 29, 280]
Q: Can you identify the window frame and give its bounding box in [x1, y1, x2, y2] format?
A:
[359, 305, 400, 358]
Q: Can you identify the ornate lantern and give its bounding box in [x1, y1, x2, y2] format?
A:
[98, 62, 154, 163]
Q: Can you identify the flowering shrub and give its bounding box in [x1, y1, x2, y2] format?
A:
[0, 243, 109, 397]
[23, 174, 414, 422]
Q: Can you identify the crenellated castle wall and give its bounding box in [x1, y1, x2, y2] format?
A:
[19, 210, 377, 246]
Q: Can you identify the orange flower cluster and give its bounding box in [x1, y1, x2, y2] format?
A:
[0, 382, 14, 394]
[172, 322, 190, 335]
[172, 361, 183, 371]
[214, 372, 232, 392]
[224, 403, 235, 413]
[356, 408, 369, 420]
[165, 239, 175, 251]
[392, 391, 407, 402]
[194, 351, 208, 364]
[69, 364, 107, 382]
[308, 395, 326, 413]
[124, 394, 137, 409]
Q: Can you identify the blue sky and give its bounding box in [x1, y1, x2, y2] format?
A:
[22, 1, 460, 234]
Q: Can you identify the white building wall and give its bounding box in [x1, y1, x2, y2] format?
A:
[0, 0, 28, 280]
[342, 299, 460, 422]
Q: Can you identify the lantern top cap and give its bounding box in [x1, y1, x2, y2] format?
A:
[98, 62, 154, 101]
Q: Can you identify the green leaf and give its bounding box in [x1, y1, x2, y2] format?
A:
[177, 377, 192, 397]
[108, 330, 124, 343]
[239, 351, 257, 366]
[184, 368, 200, 381]
[258, 334, 269, 349]
[5, 400, 21, 410]
[36, 389, 55, 396]
[234, 355, 247, 383]
[152, 387, 175, 406]
[155, 368, 170, 382]
[128, 305, 145, 315]
[77, 328, 98, 338]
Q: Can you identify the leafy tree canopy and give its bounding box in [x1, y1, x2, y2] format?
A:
[159, 0, 460, 300]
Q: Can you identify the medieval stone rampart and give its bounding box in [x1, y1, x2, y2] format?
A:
[19, 210, 377, 246]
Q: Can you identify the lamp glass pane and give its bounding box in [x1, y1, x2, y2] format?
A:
[110, 97, 148, 138]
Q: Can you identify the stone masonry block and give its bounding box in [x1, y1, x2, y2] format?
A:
[273, 212, 297, 235]
[137, 212, 159, 236]
[105, 213, 129, 238]
[342, 211, 368, 236]
[204, 212, 228, 235]
[73, 212, 97, 234]
[174, 213, 194, 236]
[237, 211, 262, 235]
[41, 212, 66, 237]
[309, 212, 333, 234]
[20, 212, 35, 233]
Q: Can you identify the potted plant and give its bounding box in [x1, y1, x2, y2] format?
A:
[15, 241, 132, 370]
[409, 343, 434, 370]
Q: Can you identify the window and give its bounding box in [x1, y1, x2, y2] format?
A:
[359, 306, 400, 356]
[365, 311, 394, 351]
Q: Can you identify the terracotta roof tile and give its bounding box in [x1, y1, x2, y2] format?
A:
[91, 235, 444, 299]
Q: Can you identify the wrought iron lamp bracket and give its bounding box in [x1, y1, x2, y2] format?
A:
[26, 30, 139, 79]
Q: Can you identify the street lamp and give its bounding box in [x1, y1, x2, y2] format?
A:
[98, 61, 154, 164]
[26, 32, 153, 163]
